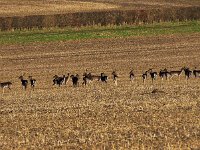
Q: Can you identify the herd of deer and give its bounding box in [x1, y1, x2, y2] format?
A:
[0, 67, 200, 92]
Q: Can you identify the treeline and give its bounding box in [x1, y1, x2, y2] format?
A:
[0, 7, 200, 31]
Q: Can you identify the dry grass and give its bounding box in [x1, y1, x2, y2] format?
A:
[0, 0, 200, 17]
[0, 0, 119, 17]
[0, 34, 200, 149]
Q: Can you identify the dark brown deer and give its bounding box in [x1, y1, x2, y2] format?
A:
[71, 74, 79, 87]
[19, 76, 28, 90]
[183, 67, 192, 80]
[53, 75, 65, 87]
[159, 68, 169, 80]
[193, 67, 200, 78]
[142, 70, 148, 84]
[149, 69, 158, 83]
[100, 73, 108, 83]
[28, 76, 36, 90]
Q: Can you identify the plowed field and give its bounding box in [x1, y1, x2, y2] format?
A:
[0, 34, 200, 149]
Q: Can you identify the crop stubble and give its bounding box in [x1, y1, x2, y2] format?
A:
[0, 0, 200, 17]
[0, 34, 200, 149]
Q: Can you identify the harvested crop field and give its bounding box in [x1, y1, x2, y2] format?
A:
[1, 0, 200, 31]
[0, 0, 119, 17]
[0, 0, 200, 17]
[0, 33, 200, 149]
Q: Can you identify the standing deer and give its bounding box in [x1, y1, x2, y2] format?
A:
[28, 76, 36, 90]
[168, 67, 184, 80]
[19, 76, 28, 90]
[159, 68, 169, 80]
[193, 67, 200, 78]
[100, 73, 108, 83]
[82, 69, 102, 86]
[129, 70, 135, 82]
[53, 75, 65, 87]
[183, 67, 192, 80]
[82, 72, 94, 86]
[149, 69, 158, 83]
[71, 74, 79, 87]
[63, 73, 70, 85]
[0, 82, 12, 93]
[142, 70, 148, 84]
[112, 71, 118, 86]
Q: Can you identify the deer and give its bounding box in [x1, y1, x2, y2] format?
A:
[0, 82, 12, 93]
[19, 76, 28, 90]
[168, 67, 184, 80]
[112, 71, 118, 86]
[71, 74, 79, 87]
[159, 68, 169, 80]
[82, 72, 95, 86]
[83, 75, 90, 86]
[100, 73, 108, 83]
[129, 70, 135, 82]
[149, 69, 158, 83]
[82, 69, 102, 86]
[53, 75, 65, 87]
[63, 73, 70, 85]
[193, 67, 200, 78]
[142, 70, 148, 84]
[183, 67, 192, 80]
[28, 76, 36, 90]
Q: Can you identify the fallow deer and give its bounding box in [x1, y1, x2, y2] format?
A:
[19, 76, 28, 90]
[129, 70, 135, 82]
[71, 74, 79, 87]
[100, 73, 108, 83]
[193, 67, 200, 78]
[53, 75, 65, 87]
[28, 76, 36, 90]
[0, 82, 12, 93]
[168, 67, 184, 80]
[149, 69, 158, 83]
[112, 71, 118, 86]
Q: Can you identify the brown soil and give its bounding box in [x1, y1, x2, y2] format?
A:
[0, 34, 200, 149]
[1, 33, 200, 77]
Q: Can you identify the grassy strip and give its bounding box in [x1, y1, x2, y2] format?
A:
[0, 21, 200, 44]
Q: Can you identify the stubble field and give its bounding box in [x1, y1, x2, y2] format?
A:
[0, 33, 200, 149]
[0, 0, 200, 17]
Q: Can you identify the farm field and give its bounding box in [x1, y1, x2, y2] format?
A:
[0, 30, 200, 149]
[0, 0, 200, 17]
